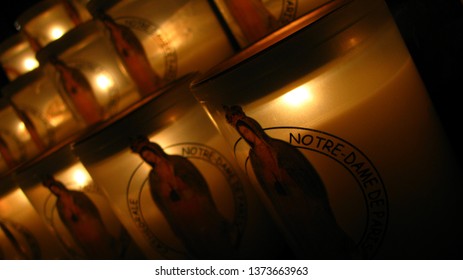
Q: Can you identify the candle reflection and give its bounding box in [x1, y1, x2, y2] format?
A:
[280, 85, 314, 107]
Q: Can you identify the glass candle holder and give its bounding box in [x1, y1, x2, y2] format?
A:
[85, 0, 237, 96]
[69, 0, 93, 23]
[14, 144, 147, 260]
[2, 67, 85, 150]
[0, 98, 43, 176]
[210, 0, 344, 48]
[0, 33, 39, 81]
[190, 0, 463, 259]
[36, 20, 143, 127]
[0, 175, 68, 259]
[72, 74, 292, 260]
[15, 0, 92, 51]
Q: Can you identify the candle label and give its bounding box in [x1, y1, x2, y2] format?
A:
[0, 219, 41, 259]
[280, 0, 299, 24]
[13, 107, 50, 149]
[224, 105, 387, 259]
[127, 138, 247, 259]
[110, 16, 178, 84]
[53, 59, 119, 118]
[0, 135, 19, 170]
[9, 82, 82, 146]
[0, 119, 28, 163]
[213, 0, 336, 46]
[41, 175, 133, 259]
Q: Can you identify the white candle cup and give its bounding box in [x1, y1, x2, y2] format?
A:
[36, 20, 143, 127]
[72, 74, 293, 260]
[0, 98, 44, 176]
[190, 0, 463, 259]
[210, 0, 345, 48]
[0, 175, 70, 259]
[14, 144, 147, 260]
[15, 0, 92, 51]
[1, 67, 86, 150]
[85, 0, 237, 96]
[0, 33, 39, 82]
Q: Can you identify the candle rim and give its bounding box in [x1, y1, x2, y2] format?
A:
[0, 67, 46, 97]
[71, 73, 198, 163]
[35, 19, 103, 64]
[0, 33, 32, 58]
[190, 0, 353, 88]
[13, 142, 77, 190]
[15, 0, 67, 30]
[86, 0, 120, 17]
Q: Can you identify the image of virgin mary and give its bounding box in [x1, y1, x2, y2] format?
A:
[130, 136, 237, 259]
[224, 105, 358, 259]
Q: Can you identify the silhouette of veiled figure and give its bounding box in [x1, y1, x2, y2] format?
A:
[0, 136, 16, 169]
[224, 105, 358, 259]
[223, 0, 280, 43]
[9, 104, 45, 151]
[51, 58, 104, 126]
[95, 11, 162, 96]
[42, 175, 122, 259]
[130, 136, 236, 259]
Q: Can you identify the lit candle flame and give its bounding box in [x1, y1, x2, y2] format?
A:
[17, 122, 26, 133]
[73, 169, 90, 186]
[50, 27, 65, 40]
[23, 58, 39, 71]
[95, 74, 114, 91]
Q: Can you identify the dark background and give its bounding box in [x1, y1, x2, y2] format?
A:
[1, 0, 463, 165]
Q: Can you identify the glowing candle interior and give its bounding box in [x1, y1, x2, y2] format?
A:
[0, 98, 43, 175]
[36, 20, 142, 126]
[15, 0, 92, 50]
[0, 33, 39, 81]
[190, 0, 463, 259]
[72, 75, 290, 260]
[211, 0, 337, 48]
[0, 177, 68, 259]
[14, 146, 147, 260]
[1, 67, 85, 149]
[86, 0, 236, 95]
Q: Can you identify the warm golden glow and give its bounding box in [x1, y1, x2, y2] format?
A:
[95, 74, 114, 91]
[346, 36, 360, 49]
[17, 122, 26, 133]
[281, 85, 314, 107]
[16, 121, 32, 141]
[47, 115, 66, 127]
[50, 27, 65, 40]
[23, 58, 39, 71]
[55, 163, 93, 191]
[0, 189, 31, 214]
[73, 169, 90, 186]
